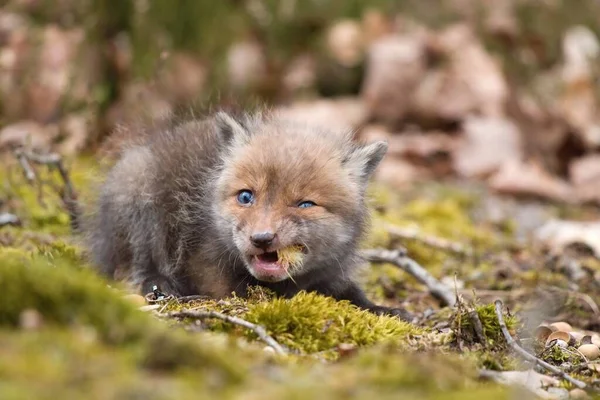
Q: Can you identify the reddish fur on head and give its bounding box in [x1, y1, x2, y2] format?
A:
[211, 111, 387, 282]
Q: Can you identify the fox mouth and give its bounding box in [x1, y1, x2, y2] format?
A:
[247, 245, 306, 282]
[255, 251, 279, 264]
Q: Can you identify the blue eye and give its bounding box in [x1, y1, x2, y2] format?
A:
[298, 201, 316, 208]
[237, 190, 254, 205]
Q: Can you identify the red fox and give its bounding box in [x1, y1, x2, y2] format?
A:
[85, 110, 410, 320]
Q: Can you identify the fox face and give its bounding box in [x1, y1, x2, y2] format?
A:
[211, 112, 388, 283]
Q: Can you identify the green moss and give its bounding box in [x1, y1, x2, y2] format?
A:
[451, 303, 519, 350]
[245, 291, 420, 355]
[0, 246, 145, 342]
[254, 346, 512, 400]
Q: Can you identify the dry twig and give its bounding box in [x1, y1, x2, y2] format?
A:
[384, 223, 474, 257]
[362, 248, 456, 307]
[168, 309, 287, 355]
[493, 300, 587, 390]
[13, 148, 81, 231]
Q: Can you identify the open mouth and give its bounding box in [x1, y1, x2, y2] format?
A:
[256, 251, 279, 264]
[249, 245, 306, 281]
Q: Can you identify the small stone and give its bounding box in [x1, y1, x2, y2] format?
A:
[578, 344, 600, 361]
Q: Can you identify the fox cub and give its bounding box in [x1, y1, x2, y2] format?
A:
[86, 110, 410, 320]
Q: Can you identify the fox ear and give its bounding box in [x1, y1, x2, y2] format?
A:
[215, 111, 249, 144]
[344, 141, 388, 185]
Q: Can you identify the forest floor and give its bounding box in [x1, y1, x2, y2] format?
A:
[2, 153, 600, 400]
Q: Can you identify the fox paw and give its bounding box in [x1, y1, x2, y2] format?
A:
[369, 305, 414, 322]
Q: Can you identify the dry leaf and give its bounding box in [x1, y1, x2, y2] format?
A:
[410, 24, 508, 124]
[489, 160, 573, 202]
[535, 219, 600, 257]
[361, 34, 427, 125]
[454, 116, 523, 178]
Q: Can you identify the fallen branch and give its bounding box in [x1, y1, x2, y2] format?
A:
[385, 223, 473, 257]
[362, 248, 456, 307]
[493, 300, 587, 390]
[0, 212, 21, 227]
[13, 148, 81, 232]
[167, 310, 287, 355]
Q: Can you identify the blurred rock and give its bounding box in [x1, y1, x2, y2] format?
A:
[454, 116, 523, 178]
[569, 154, 600, 204]
[489, 160, 573, 202]
[410, 24, 508, 124]
[0, 120, 59, 151]
[362, 33, 427, 125]
[276, 97, 367, 133]
[535, 219, 600, 257]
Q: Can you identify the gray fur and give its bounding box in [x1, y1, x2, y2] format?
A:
[83, 111, 410, 320]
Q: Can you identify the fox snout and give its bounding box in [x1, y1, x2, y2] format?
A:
[250, 231, 276, 250]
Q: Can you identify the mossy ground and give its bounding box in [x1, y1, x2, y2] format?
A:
[3, 155, 600, 398]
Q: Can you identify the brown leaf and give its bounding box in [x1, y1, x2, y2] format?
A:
[410, 24, 508, 124]
[569, 154, 600, 204]
[535, 219, 600, 257]
[454, 116, 523, 178]
[558, 26, 600, 149]
[361, 33, 428, 125]
[489, 160, 573, 203]
[373, 157, 421, 188]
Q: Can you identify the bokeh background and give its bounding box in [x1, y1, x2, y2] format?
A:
[4, 3, 600, 399]
[2, 0, 600, 204]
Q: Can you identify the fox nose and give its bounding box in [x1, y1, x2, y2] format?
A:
[250, 231, 275, 249]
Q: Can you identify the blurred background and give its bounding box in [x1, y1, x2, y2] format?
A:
[1, 0, 600, 203]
